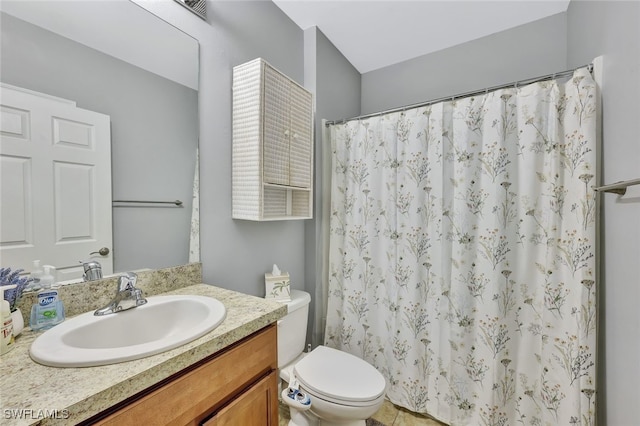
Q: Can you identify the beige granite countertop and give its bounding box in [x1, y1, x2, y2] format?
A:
[1, 284, 287, 426]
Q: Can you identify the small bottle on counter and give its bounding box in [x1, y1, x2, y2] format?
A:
[1, 284, 16, 355]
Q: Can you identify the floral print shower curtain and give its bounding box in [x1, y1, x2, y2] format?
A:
[325, 67, 597, 425]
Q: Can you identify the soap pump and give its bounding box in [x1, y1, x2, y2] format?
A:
[27, 260, 44, 291]
[1, 284, 16, 355]
[40, 265, 56, 288]
[29, 266, 65, 331]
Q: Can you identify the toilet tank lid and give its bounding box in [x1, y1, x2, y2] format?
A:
[282, 289, 310, 313]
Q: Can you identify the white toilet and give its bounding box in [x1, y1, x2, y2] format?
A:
[277, 290, 386, 426]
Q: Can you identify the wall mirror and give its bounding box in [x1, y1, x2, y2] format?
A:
[0, 0, 199, 281]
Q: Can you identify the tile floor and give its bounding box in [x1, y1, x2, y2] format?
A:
[279, 398, 446, 426]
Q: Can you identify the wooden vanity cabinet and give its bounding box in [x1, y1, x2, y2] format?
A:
[89, 324, 279, 426]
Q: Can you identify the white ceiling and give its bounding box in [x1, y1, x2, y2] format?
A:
[273, 0, 571, 73]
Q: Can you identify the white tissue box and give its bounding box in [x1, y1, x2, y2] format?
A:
[265, 272, 291, 302]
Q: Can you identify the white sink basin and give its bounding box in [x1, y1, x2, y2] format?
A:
[30, 295, 226, 367]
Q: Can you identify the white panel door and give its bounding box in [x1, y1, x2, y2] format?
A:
[0, 85, 112, 281]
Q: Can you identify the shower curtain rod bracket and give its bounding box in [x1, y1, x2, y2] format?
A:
[593, 178, 640, 195]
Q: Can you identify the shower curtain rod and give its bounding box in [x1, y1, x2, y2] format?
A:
[325, 63, 593, 126]
[593, 178, 640, 195]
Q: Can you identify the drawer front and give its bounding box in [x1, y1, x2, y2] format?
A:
[94, 325, 277, 426]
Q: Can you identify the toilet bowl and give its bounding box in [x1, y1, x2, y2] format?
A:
[281, 345, 386, 426]
[277, 290, 386, 426]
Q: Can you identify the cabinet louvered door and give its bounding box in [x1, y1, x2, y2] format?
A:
[262, 64, 290, 186]
[288, 83, 312, 189]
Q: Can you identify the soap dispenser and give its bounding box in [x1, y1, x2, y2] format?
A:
[28, 260, 44, 291]
[29, 266, 65, 331]
[1, 284, 16, 354]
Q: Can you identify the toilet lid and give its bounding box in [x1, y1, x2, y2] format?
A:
[293, 346, 386, 403]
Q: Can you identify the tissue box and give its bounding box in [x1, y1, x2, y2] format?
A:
[265, 272, 291, 302]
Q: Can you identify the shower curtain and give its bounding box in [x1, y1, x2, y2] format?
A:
[189, 148, 200, 263]
[325, 67, 597, 425]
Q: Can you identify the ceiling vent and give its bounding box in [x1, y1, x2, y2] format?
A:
[174, 0, 207, 20]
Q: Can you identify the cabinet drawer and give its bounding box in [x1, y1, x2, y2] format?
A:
[93, 325, 277, 426]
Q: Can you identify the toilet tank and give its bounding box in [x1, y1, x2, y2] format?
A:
[277, 289, 311, 369]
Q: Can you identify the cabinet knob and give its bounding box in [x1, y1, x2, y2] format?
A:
[284, 130, 290, 137]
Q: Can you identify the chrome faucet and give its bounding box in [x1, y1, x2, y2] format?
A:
[80, 260, 103, 281]
[94, 272, 147, 316]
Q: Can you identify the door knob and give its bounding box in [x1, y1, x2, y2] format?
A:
[90, 247, 110, 256]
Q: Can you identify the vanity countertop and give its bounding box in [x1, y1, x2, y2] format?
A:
[1, 284, 287, 426]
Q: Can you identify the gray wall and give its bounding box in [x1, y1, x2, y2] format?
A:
[191, 1, 306, 296]
[0, 13, 198, 273]
[137, 2, 361, 346]
[311, 29, 362, 123]
[566, 2, 640, 425]
[303, 27, 361, 346]
[361, 13, 567, 114]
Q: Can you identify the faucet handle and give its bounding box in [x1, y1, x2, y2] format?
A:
[79, 260, 103, 281]
[117, 272, 138, 292]
[134, 288, 148, 307]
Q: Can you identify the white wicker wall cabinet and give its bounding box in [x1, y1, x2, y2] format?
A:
[232, 58, 313, 221]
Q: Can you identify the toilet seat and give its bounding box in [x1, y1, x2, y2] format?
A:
[292, 345, 386, 407]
